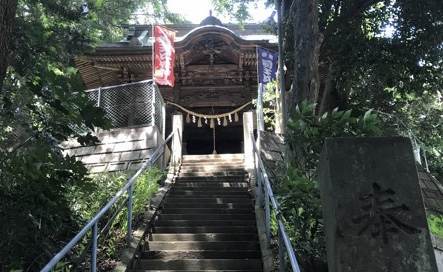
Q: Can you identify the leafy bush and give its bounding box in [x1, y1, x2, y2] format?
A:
[0, 141, 89, 271]
[286, 101, 382, 175]
[0, 151, 163, 272]
[252, 80, 280, 131]
[276, 101, 383, 271]
[65, 168, 164, 269]
[428, 214, 443, 239]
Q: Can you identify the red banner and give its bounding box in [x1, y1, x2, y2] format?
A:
[153, 26, 176, 87]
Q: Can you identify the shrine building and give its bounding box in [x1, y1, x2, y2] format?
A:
[75, 15, 277, 156]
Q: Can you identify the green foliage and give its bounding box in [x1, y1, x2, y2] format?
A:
[209, 0, 443, 269]
[211, 0, 260, 23]
[287, 101, 382, 175]
[66, 168, 163, 265]
[368, 91, 443, 180]
[262, 81, 279, 131]
[0, 142, 89, 270]
[252, 81, 279, 131]
[0, 0, 172, 270]
[275, 101, 383, 270]
[278, 167, 325, 268]
[428, 214, 443, 239]
[213, 0, 443, 179]
[0, 165, 163, 271]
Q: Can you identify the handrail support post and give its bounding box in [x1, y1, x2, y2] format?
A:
[127, 183, 134, 242]
[264, 189, 271, 242]
[91, 222, 98, 272]
[257, 170, 263, 207]
[278, 227, 286, 272]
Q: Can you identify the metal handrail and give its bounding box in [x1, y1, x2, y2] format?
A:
[41, 131, 175, 272]
[251, 132, 301, 272]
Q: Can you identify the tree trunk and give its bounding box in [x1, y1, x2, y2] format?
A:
[290, 0, 322, 112]
[317, 61, 339, 114]
[0, 0, 18, 91]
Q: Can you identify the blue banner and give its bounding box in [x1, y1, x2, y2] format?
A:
[257, 47, 278, 84]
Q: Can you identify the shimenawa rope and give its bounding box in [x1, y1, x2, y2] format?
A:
[166, 101, 252, 128]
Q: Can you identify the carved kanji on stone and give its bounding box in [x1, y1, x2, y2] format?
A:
[352, 182, 421, 244]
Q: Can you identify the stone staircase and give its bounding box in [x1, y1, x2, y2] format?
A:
[130, 154, 263, 271]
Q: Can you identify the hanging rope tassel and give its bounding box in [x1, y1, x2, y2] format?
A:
[204, 117, 208, 124]
[192, 115, 196, 123]
[217, 117, 221, 126]
[186, 113, 191, 123]
[210, 118, 215, 128]
[234, 112, 239, 122]
[223, 116, 228, 127]
[197, 117, 202, 127]
[228, 114, 232, 122]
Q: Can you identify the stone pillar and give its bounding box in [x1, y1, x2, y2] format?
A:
[171, 114, 183, 171]
[243, 111, 255, 171]
[151, 125, 162, 169]
[161, 102, 166, 139]
[319, 137, 438, 272]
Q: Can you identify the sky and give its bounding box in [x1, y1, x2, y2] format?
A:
[166, 0, 274, 24]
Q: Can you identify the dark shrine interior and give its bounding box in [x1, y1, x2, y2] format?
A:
[184, 122, 243, 155]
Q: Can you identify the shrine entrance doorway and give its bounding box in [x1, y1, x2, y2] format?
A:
[168, 101, 251, 155]
[184, 122, 244, 155]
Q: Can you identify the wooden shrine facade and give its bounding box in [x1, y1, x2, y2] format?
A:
[75, 15, 277, 154]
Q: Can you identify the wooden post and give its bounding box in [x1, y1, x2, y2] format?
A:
[243, 111, 255, 171]
[257, 83, 265, 151]
[171, 114, 183, 171]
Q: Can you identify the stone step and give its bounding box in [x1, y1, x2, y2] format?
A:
[179, 165, 244, 171]
[179, 166, 246, 173]
[176, 176, 248, 182]
[170, 187, 250, 191]
[179, 165, 246, 171]
[155, 219, 256, 227]
[146, 241, 259, 251]
[166, 197, 251, 204]
[132, 155, 261, 272]
[182, 159, 243, 163]
[180, 167, 248, 174]
[168, 196, 251, 201]
[180, 162, 244, 168]
[151, 226, 256, 233]
[140, 250, 261, 259]
[181, 161, 244, 166]
[162, 202, 252, 209]
[158, 213, 255, 221]
[130, 270, 261, 272]
[168, 190, 250, 196]
[182, 154, 244, 161]
[134, 259, 262, 270]
[161, 208, 253, 214]
[178, 171, 247, 177]
[173, 182, 249, 188]
[167, 194, 251, 199]
[148, 233, 258, 242]
[182, 155, 244, 163]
